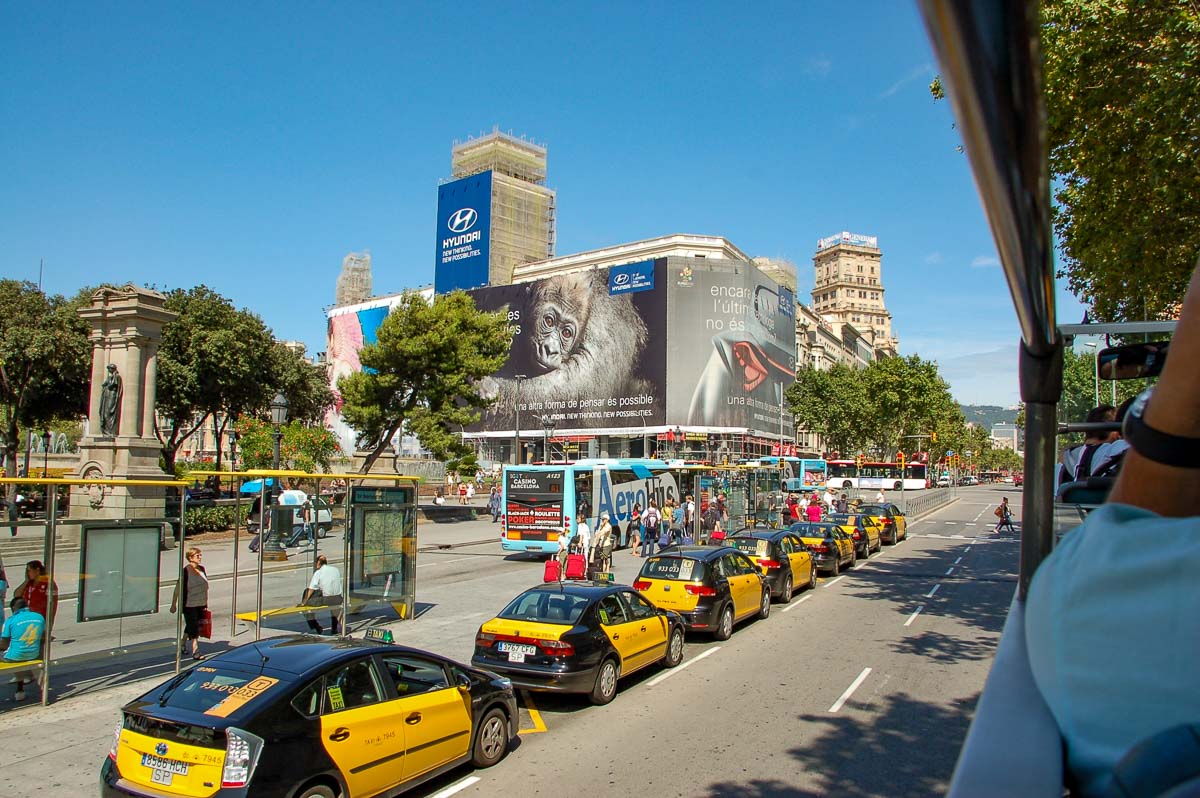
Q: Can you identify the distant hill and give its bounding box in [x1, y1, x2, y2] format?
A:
[960, 404, 1019, 430]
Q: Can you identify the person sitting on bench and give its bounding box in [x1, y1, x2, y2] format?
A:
[1, 597, 44, 702]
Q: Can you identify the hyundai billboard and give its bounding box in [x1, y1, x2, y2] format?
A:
[434, 171, 493, 294]
[466, 260, 667, 434]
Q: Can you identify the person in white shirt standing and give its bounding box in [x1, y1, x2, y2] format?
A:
[303, 554, 343, 635]
[575, 514, 592, 567]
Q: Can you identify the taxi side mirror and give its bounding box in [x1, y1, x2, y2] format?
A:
[457, 673, 471, 692]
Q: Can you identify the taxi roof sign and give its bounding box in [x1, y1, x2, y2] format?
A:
[364, 628, 394, 644]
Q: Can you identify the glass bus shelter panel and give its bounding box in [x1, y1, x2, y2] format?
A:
[77, 524, 162, 622]
[348, 485, 417, 621]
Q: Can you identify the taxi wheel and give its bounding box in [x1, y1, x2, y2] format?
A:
[779, 575, 793, 604]
[590, 658, 620, 705]
[317, 525, 330, 539]
[664, 626, 685, 667]
[831, 556, 840, 577]
[471, 707, 509, 767]
[808, 566, 818, 590]
[713, 605, 734, 641]
[758, 589, 771, 619]
[295, 784, 336, 798]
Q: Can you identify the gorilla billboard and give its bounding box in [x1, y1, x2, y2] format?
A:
[466, 261, 667, 433]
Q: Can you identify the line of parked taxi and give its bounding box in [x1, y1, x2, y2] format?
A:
[99, 504, 908, 798]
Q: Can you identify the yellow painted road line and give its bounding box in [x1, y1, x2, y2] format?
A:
[518, 690, 548, 735]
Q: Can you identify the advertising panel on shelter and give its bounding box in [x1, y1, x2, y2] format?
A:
[434, 171, 493, 294]
[466, 260, 666, 434]
[666, 259, 796, 438]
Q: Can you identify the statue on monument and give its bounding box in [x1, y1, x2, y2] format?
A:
[98, 363, 122, 436]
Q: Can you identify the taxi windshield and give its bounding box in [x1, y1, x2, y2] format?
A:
[731, 538, 770, 558]
[498, 590, 590, 624]
[154, 666, 274, 716]
[794, 524, 836, 539]
[642, 556, 706, 581]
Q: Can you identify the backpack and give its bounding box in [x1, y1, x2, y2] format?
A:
[645, 508, 660, 531]
[702, 507, 721, 531]
[994, 505, 1004, 518]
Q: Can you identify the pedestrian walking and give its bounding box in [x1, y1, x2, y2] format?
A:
[994, 497, 1016, 533]
[302, 554, 343, 635]
[629, 502, 643, 556]
[488, 486, 502, 522]
[671, 501, 685, 545]
[641, 500, 662, 557]
[805, 498, 823, 522]
[466, 482, 476, 502]
[169, 548, 209, 660]
[592, 516, 616, 572]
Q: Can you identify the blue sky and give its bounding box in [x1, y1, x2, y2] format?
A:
[1, 1, 1085, 407]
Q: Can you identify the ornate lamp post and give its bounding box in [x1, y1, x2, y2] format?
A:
[262, 393, 289, 559]
[674, 426, 683, 460]
[512, 374, 526, 464]
[41, 429, 51, 477]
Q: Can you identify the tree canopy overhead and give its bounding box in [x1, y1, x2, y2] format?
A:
[338, 291, 512, 473]
[932, 0, 1199, 321]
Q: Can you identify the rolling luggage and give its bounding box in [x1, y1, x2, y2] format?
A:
[543, 558, 561, 582]
[565, 553, 587, 580]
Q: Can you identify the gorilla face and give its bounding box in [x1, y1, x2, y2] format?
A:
[533, 302, 579, 369]
[529, 274, 593, 371]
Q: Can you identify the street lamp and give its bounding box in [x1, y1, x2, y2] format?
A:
[512, 375, 526, 465]
[542, 416, 556, 462]
[228, 430, 239, 472]
[263, 393, 289, 560]
[41, 430, 51, 478]
[675, 426, 683, 460]
[1084, 342, 1099, 407]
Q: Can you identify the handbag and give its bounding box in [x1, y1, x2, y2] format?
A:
[198, 609, 213, 639]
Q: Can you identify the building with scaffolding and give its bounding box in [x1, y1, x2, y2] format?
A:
[334, 250, 373, 307]
[435, 128, 556, 293]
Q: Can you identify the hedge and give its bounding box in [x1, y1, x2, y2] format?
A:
[184, 504, 253, 534]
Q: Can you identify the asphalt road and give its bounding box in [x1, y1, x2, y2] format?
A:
[0, 485, 1021, 797]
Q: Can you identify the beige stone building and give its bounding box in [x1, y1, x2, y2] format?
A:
[811, 232, 899, 355]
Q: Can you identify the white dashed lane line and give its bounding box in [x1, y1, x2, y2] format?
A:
[824, 575, 847, 588]
[645, 646, 722, 687]
[430, 776, 481, 798]
[925, 584, 941, 598]
[904, 606, 924, 627]
[829, 667, 872, 713]
[783, 594, 813, 613]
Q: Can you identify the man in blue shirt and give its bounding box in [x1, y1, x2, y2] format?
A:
[1, 597, 45, 701]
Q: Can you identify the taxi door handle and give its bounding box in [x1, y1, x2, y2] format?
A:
[612, 634, 620, 640]
[640, 626, 647, 632]
[405, 712, 422, 725]
[329, 727, 350, 742]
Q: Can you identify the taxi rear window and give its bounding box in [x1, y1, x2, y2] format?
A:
[794, 524, 836, 539]
[498, 590, 590, 624]
[153, 666, 280, 717]
[642, 557, 706, 581]
[731, 539, 770, 558]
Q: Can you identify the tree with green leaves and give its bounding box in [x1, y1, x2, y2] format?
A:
[270, 343, 334, 427]
[0, 281, 91, 476]
[156, 286, 277, 475]
[932, 1, 1199, 321]
[862, 355, 961, 456]
[234, 417, 341, 474]
[786, 364, 871, 457]
[338, 291, 512, 473]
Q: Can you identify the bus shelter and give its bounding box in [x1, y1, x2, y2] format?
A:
[187, 470, 419, 641]
[0, 470, 417, 708]
[0, 474, 188, 706]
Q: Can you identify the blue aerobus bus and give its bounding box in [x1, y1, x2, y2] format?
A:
[500, 458, 685, 554]
[746, 456, 828, 492]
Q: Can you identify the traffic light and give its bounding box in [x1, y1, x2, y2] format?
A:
[897, 451, 906, 467]
[931, 431, 938, 443]
[855, 454, 865, 468]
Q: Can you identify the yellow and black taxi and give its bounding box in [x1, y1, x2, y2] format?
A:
[472, 581, 686, 706]
[729, 528, 818, 603]
[101, 631, 517, 798]
[632, 545, 770, 641]
[857, 503, 908, 544]
[828, 513, 882, 560]
[790, 521, 857, 575]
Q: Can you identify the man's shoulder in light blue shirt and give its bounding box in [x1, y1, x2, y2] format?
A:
[1, 608, 45, 662]
[1026, 503, 1200, 796]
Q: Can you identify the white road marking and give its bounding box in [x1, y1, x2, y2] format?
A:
[965, 547, 972, 553]
[430, 776, 480, 798]
[904, 606, 925, 627]
[954, 557, 963, 565]
[645, 646, 722, 687]
[944, 521, 957, 525]
[925, 584, 941, 598]
[829, 667, 872, 713]
[416, 557, 474, 568]
[965, 522, 977, 526]
[945, 567, 955, 576]
[824, 575, 847, 588]
[782, 594, 813, 613]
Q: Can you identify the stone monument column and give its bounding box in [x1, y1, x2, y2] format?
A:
[72, 285, 178, 528]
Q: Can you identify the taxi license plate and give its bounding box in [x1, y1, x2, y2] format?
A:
[497, 642, 537, 663]
[142, 753, 189, 785]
